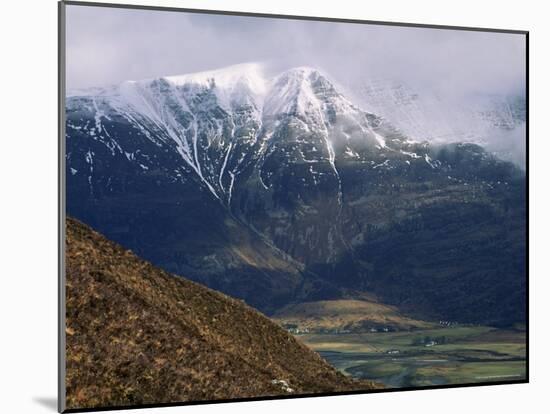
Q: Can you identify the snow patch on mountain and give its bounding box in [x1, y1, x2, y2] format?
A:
[165, 62, 269, 110]
[66, 63, 430, 206]
[264, 67, 323, 116]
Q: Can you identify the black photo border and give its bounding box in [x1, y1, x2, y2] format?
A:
[58, 1, 529, 412]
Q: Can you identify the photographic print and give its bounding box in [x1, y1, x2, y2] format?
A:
[60, 2, 527, 411]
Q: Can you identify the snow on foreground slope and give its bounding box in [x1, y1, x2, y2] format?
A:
[66, 63, 410, 204]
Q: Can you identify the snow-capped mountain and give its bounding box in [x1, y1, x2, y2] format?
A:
[66, 63, 526, 325]
[67, 63, 404, 205]
[66, 63, 446, 262]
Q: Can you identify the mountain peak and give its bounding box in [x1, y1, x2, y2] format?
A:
[162, 62, 268, 109]
[279, 66, 323, 78]
[164, 62, 266, 89]
[263, 67, 337, 117]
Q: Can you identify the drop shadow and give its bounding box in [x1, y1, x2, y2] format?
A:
[33, 397, 57, 412]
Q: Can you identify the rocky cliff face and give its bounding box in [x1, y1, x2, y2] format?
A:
[66, 63, 526, 325]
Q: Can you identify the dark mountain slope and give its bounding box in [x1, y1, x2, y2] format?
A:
[66, 64, 526, 326]
[301, 143, 527, 325]
[65, 217, 375, 410]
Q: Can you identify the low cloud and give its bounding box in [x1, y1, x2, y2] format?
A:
[65, 5, 526, 164]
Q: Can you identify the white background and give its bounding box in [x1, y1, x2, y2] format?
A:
[0, 0, 546, 413]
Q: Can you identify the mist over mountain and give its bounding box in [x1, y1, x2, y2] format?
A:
[348, 78, 526, 168]
[66, 63, 526, 326]
[67, 6, 526, 167]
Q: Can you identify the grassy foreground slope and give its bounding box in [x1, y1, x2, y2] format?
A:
[65, 218, 377, 410]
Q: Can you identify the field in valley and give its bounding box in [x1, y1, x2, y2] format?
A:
[298, 326, 526, 388]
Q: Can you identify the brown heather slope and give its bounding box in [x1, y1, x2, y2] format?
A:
[65, 218, 378, 410]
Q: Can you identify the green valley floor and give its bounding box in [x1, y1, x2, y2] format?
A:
[296, 326, 526, 388]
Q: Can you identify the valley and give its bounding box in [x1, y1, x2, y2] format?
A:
[65, 62, 527, 394]
[297, 326, 526, 388]
[273, 298, 436, 333]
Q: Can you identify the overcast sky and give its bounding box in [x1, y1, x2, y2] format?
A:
[65, 4, 526, 164]
[66, 5, 525, 92]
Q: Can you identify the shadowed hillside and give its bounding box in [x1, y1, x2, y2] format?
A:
[65, 217, 377, 410]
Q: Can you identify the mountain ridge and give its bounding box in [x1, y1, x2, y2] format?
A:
[66, 63, 526, 326]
